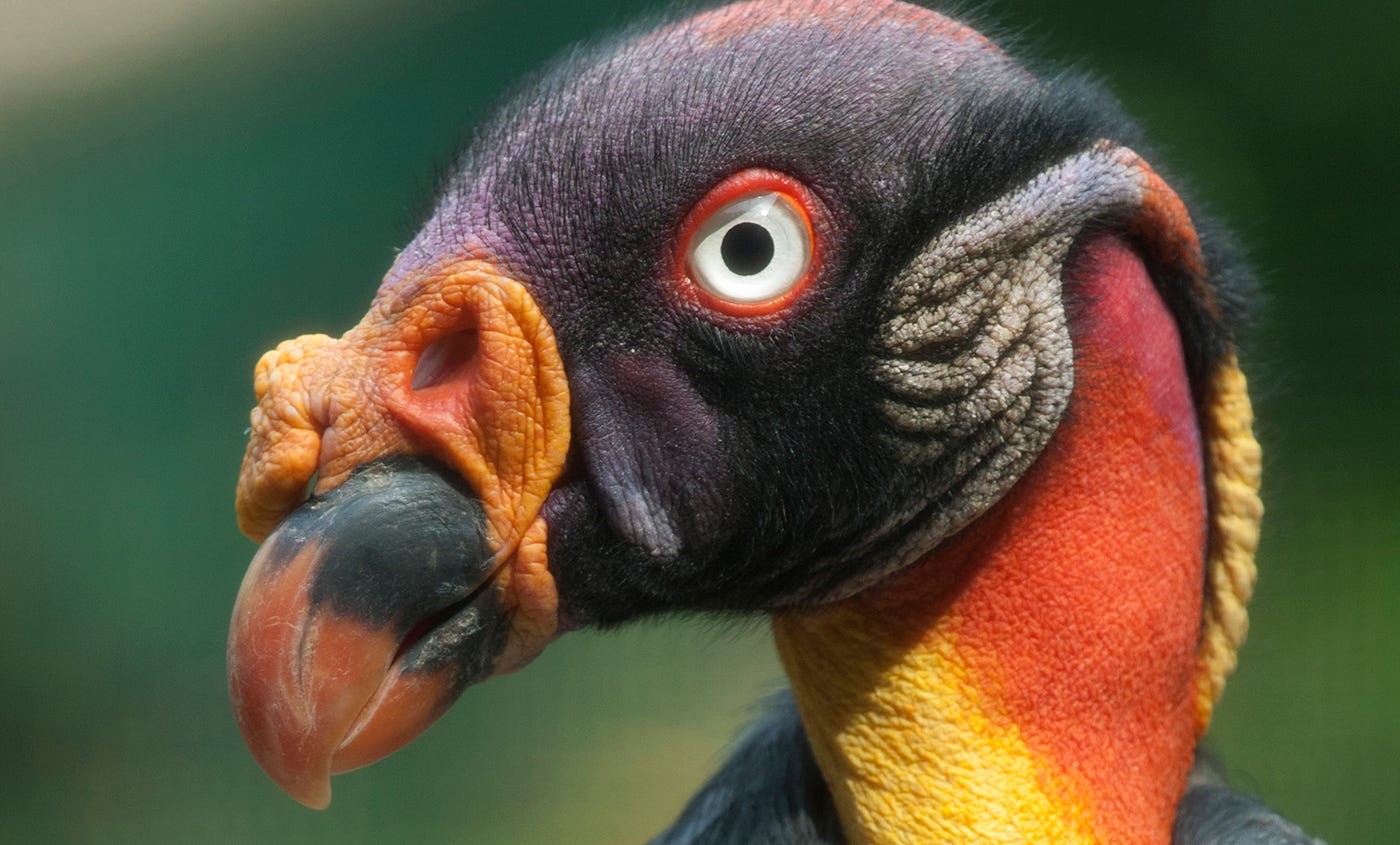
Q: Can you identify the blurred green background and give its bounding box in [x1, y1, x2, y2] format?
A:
[1, 0, 1395, 842]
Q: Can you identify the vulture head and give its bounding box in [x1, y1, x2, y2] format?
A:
[228, 2, 1281, 842]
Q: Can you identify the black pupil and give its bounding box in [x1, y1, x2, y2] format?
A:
[720, 222, 775, 276]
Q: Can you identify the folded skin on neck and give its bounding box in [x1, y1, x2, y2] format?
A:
[774, 234, 1207, 844]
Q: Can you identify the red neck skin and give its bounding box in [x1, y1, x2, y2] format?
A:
[777, 234, 1207, 843]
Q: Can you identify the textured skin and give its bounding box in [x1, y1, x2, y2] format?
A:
[235, 261, 571, 552]
[1193, 361, 1263, 730]
[857, 146, 1144, 596]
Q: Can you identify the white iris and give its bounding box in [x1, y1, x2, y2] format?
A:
[687, 192, 811, 303]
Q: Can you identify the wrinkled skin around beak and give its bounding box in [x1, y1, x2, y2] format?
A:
[227, 260, 569, 808]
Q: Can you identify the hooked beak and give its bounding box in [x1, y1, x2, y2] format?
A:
[226, 262, 569, 808]
[228, 458, 507, 808]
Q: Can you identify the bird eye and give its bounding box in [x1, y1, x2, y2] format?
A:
[677, 169, 822, 317]
[689, 192, 809, 302]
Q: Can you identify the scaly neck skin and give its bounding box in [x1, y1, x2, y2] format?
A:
[774, 237, 1206, 844]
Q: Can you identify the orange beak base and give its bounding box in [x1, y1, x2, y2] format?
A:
[227, 456, 510, 809]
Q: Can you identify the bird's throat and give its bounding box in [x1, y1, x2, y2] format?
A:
[773, 236, 1207, 844]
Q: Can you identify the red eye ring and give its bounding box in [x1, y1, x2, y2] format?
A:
[673, 168, 826, 319]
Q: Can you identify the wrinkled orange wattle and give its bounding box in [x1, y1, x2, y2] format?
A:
[234, 260, 571, 553]
[229, 260, 571, 807]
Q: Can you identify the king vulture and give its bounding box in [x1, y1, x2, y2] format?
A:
[226, 2, 1317, 842]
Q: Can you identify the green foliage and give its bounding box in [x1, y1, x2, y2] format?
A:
[1, 1, 1394, 841]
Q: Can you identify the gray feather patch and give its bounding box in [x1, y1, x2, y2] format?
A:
[844, 147, 1146, 594]
[1173, 757, 1324, 845]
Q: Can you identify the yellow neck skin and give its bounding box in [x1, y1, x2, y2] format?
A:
[774, 284, 1208, 843]
[774, 588, 1105, 843]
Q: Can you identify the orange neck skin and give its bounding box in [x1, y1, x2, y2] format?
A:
[775, 236, 1206, 844]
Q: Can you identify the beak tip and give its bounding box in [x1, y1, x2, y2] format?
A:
[286, 778, 333, 811]
[233, 708, 337, 811]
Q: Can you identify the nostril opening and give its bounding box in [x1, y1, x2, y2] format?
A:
[412, 330, 479, 391]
